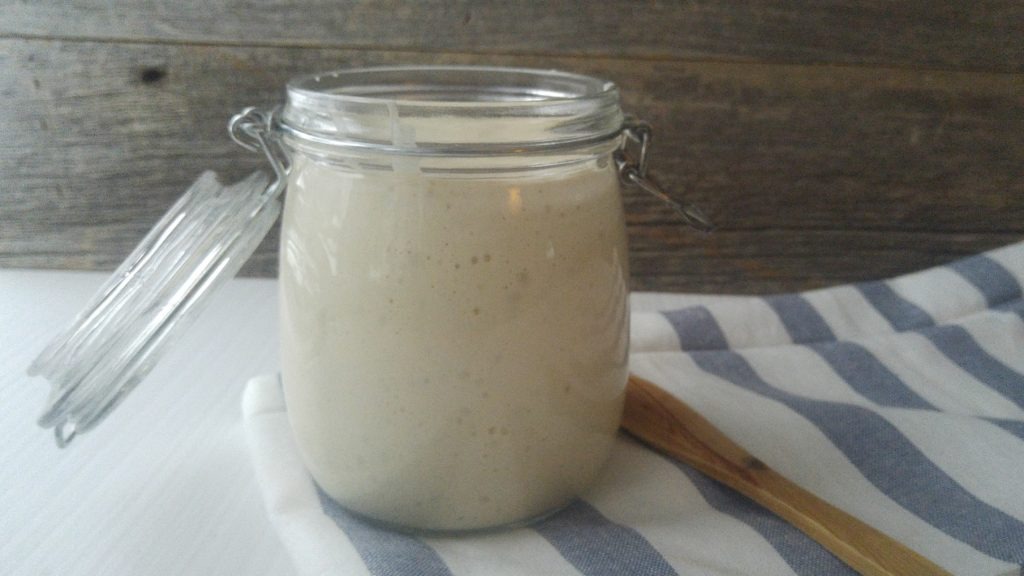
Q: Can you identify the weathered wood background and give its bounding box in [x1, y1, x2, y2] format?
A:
[2, 2, 1022, 293]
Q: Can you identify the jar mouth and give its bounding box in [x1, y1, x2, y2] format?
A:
[279, 66, 624, 157]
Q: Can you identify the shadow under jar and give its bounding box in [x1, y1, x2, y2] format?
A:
[276, 66, 631, 532]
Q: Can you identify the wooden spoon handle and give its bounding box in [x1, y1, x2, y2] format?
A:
[621, 374, 951, 576]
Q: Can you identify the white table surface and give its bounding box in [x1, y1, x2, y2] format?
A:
[0, 268, 732, 575]
[1, 269, 297, 576]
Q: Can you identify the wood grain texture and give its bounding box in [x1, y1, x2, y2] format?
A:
[2, 1, 1023, 73]
[1, 38, 1022, 293]
[622, 374, 952, 576]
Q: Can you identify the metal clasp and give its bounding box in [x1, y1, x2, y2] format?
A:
[229, 107, 291, 187]
[615, 119, 714, 233]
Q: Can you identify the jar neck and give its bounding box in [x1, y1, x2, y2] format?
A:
[278, 66, 624, 160]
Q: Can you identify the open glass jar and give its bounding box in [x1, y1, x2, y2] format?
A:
[29, 65, 710, 534]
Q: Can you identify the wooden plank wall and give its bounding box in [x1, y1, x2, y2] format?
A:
[2, 2, 1022, 293]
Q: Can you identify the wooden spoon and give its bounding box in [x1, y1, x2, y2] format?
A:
[621, 374, 951, 576]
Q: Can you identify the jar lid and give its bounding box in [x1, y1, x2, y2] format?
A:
[278, 66, 624, 156]
[28, 166, 284, 446]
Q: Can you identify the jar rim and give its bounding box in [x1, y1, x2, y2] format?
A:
[279, 65, 625, 157]
[286, 65, 618, 108]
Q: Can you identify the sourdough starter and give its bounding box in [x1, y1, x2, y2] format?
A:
[279, 154, 629, 531]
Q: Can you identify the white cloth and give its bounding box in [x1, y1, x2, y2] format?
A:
[244, 241, 1024, 576]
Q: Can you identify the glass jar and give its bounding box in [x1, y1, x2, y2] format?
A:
[276, 67, 630, 531]
[29, 64, 710, 533]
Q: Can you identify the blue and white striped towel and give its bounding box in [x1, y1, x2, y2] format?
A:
[243, 241, 1024, 576]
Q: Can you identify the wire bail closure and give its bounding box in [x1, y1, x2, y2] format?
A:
[615, 119, 714, 233]
[229, 107, 291, 184]
[232, 108, 714, 235]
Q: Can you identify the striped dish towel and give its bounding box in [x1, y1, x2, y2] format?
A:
[243, 241, 1024, 576]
